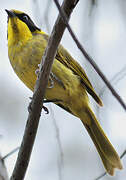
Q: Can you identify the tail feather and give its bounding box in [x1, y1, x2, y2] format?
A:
[81, 108, 122, 175]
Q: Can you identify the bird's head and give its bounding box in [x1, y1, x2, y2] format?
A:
[5, 9, 41, 45]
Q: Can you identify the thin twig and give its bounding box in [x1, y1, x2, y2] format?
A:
[2, 147, 20, 161]
[96, 65, 126, 118]
[54, 0, 126, 111]
[10, 0, 79, 180]
[32, 0, 41, 26]
[97, 65, 126, 119]
[120, 149, 126, 158]
[94, 149, 126, 180]
[99, 65, 126, 98]
[32, 0, 52, 32]
[0, 154, 9, 180]
[49, 105, 64, 180]
[43, 0, 52, 33]
[94, 172, 106, 180]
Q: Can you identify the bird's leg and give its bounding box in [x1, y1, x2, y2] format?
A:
[35, 64, 55, 88]
[35, 64, 65, 89]
[35, 64, 56, 88]
[48, 72, 65, 89]
[48, 73, 54, 89]
[35, 65, 54, 89]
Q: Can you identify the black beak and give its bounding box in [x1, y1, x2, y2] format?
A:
[5, 9, 16, 17]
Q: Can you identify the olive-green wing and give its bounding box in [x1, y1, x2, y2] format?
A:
[56, 45, 103, 106]
[42, 33, 102, 106]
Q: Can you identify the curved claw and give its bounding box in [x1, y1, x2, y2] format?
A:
[28, 101, 32, 113]
[28, 97, 49, 114]
[35, 64, 41, 76]
[28, 102, 49, 114]
[42, 105, 49, 114]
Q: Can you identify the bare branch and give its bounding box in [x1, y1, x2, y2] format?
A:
[49, 105, 64, 180]
[99, 65, 126, 98]
[43, 0, 52, 33]
[120, 149, 126, 158]
[96, 65, 126, 118]
[32, 0, 42, 27]
[94, 172, 106, 180]
[54, 0, 126, 111]
[10, 0, 79, 180]
[0, 154, 9, 180]
[32, 1, 63, 178]
[32, 0, 52, 33]
[2, 147, 19, 161]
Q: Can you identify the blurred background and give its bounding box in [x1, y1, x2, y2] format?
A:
[0, 0, 126, 179]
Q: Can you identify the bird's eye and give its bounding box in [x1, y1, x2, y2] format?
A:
[23, 15, 29, 21]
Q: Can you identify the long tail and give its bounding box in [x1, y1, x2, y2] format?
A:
[81, 107, 122, 175]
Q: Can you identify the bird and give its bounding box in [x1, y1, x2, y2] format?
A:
[6, 9, 122, 175]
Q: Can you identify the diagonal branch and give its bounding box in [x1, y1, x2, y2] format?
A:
[10, 0, 79, 180]
[54, 0, 126, 111]
[49, 105, 64, 180]
[2, 147, 19, 161]
[99, 65, 126, 98]
[0, 154, 9, 180]
[96, 65, 126, 118]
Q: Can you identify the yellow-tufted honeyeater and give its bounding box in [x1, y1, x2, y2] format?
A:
[6, 9, 122, 175]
